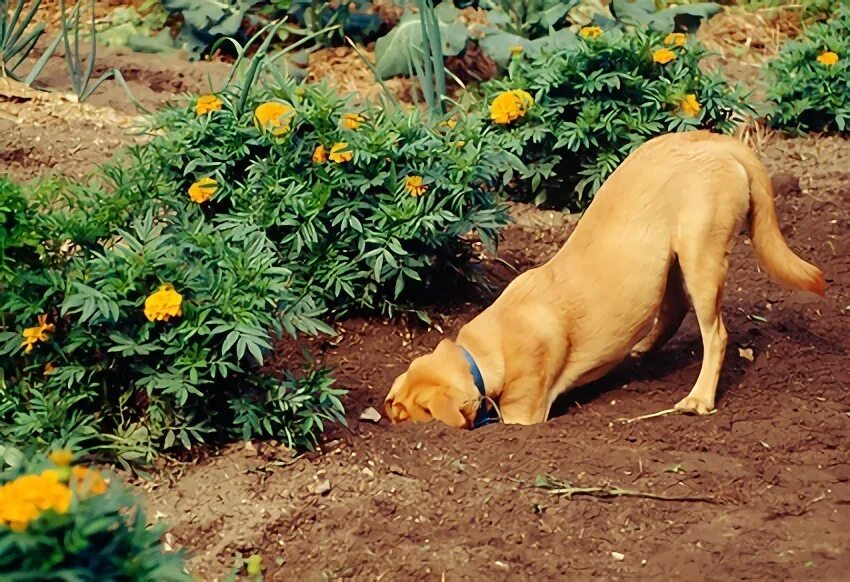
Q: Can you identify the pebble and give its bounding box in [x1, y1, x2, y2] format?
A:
[359, 407, 382, 423]
[611, 552, 625, 561]
[311, 480, 332, 496]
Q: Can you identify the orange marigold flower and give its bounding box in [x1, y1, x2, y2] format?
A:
[679, 94, 701, 118]
[329, 142, 353, 163]
[817, 51, 839, 66]
[195, 94, 222, 115]
[44, 362, 56, 375]
[404, 175, 428, 197]
[71, 466, 109, 497]
[188, 177, 217, 204]
[0, 471, 72, 532]
[144, 284, 183, 322]
[490, 89, 534, 125]
[341, 113, 365, 130]
[580, 26, 603, 39]
[653, 48, 676, 64]
[312, 144, 328, 163]
[664, 32, 687, 47]
[21, 314, 54, 354]
[253, 101, 295, 136]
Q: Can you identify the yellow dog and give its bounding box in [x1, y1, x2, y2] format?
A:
[384, 131, 825, 429]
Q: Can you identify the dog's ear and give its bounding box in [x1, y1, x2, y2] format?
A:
[424, 391, 468, 429]
[387, 400, 410, 423]
[384, 373, 408, 422]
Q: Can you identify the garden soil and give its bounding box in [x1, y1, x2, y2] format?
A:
[2, 43, 849, 581]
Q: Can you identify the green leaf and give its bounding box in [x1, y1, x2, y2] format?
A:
[374, 6, 469, 78]
[478, 28, 534, 68]
[610, 0, 721, 32]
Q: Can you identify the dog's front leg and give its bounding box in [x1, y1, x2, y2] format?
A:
[497, 372, 550, 425]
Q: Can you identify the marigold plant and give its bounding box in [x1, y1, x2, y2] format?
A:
[1, 76, 510, 462]
[766, 6, 850, 133]
[482, 28, 753, 208]
[0, 450, 188, 580]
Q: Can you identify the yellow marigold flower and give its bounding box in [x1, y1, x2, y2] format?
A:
[188, 177, 217, 204]
[653, 48, 676, 64]
[144, 283, 183, 323]
[195, 94, 222, 115]
[71, 466, 108, 497]
[490, 89, 534, 125]
[341, 112, 365, 130]
[21, 314, 54, 354]
[253, 101, 295, 136]
[404, 175, 428, 197]
[0, 471, 72, 531]
[664, 32, 687, 47]
[817, 51, 839, 66]
[329, 142, 353, 163]
[580, 26, 603, 39]
[49, 449, 73, 467]
[3, 503, 40, 532]
[679, 94, 701, 117]
[440, 117, 457, 130]
[312, 144, 328, 164]
[510, 45, 524, 56]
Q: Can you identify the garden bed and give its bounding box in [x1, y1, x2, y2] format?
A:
[3, 14, 850, 581]
[141, 132, 850, 579]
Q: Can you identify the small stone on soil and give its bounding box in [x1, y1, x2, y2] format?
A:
[493, 561, 509, 571]
[359, 407, 382, 423]
[311, 480, 332, 496]
[611, 552, 625, 561]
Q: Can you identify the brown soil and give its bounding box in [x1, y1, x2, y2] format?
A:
[3, 29, 849, 582]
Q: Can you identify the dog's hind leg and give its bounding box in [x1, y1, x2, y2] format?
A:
[674, 234, 732, 415]
[630, 260, 690, 357]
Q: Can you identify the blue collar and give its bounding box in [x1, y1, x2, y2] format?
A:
[459, 346, 497, 429]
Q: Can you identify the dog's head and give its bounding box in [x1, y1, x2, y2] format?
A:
[384, 339, 481, 429]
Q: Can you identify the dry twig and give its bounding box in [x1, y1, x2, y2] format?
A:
[535, 475, 719, 504]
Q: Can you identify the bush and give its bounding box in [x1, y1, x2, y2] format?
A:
[0, 77, 510, 463]
[1, 172, 346, 464]
[481, 28, 754, 209]
[0, 448, 188, 580]
[127, 80, 510, 315]
[765, 6, 850, 134]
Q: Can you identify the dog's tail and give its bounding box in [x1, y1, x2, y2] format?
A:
[733, 142, 825, 296]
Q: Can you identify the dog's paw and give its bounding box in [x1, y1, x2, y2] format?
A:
[674, 395, 715, 415]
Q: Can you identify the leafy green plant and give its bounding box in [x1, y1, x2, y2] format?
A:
[472, 0, 721, 69]
[96, 2, 177, 54]
[0, 171, 346, 464]
[0, 0, 63, 83]
[160, 0, 264, 58]
[765, 5, 850, 134]
[481, 28, 754, 208]
[374, 1, 468, 79]
[0, 175, 41, 289]
[1, 47, 510, 463]
[605, 0, 722, 33]
[289, 0, 383, 46]
[58, 0, 146, 109]
[0, 449, 189, 580]
[129, 76, 510, 315]
[479, 0, 579, 40]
